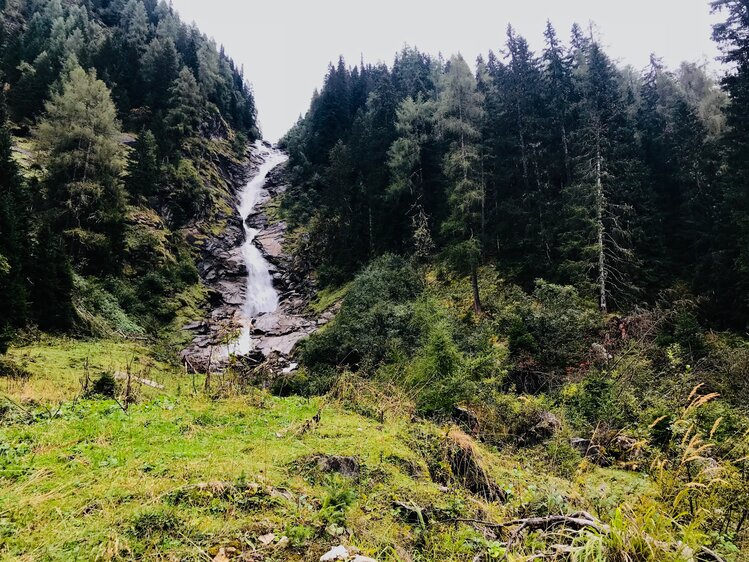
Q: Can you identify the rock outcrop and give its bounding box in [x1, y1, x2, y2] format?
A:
[181, 146, 324, 374]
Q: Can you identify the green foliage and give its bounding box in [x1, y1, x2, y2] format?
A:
[0, 81, 30, 342]
[128, 509, 182, 539]
[166, 158, 207, 226]
[318, 476, 357, 530]
[166, 66, 205, 151]
[562, 372, 620, 428]
[403, 303, 468, 414]
[0, 355, 32, 379]
[503, 281, 602, 389]
[0, 0, 258, 344]
[125, 129, 160, 200]
[300, 254, 422, 374]
[72, 274, 144, 337]
[89, 371, 116, 398]
[35, 64, 127, 274]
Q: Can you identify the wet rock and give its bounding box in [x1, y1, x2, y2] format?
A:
[254, 222, 286, 258]
[252, 312, 314, 336]
[256, 332, 312, 356]
[182, 154, 334, 373]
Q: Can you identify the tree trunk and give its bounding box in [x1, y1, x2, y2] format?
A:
[595, 138, 607, 313]
[471, 266, 482, 315]
[561, 122, 571, 184]
[517, 100, 529, 189]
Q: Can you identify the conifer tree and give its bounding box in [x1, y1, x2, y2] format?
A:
[711, 0, 749, 324]
[437, 54, 485, 313]
[35, 63, 127, 274]
[0, 78, 29, 351]
[387, 95, 435, 257]
[125, 128, 160, 199]
[166, 66, 204, 152]
[562, 43, 641, 312]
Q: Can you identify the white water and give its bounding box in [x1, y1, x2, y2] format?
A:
[232, 142, 288, 355]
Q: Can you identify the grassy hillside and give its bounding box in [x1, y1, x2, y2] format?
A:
[0, 337, 671, 562]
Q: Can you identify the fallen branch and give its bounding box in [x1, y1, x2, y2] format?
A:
[700, 546, 728, 562]
[504, 512, 609, 535]
[446, 512, 608, 534]
[113, 372, 165, 390]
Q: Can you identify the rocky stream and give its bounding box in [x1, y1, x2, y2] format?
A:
[180, 142, 330, 374]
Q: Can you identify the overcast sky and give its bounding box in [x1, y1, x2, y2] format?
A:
[170, 0, 723, 142]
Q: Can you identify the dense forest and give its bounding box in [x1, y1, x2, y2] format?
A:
[282, 21, 744, 327]
[0, 0, 258, 349]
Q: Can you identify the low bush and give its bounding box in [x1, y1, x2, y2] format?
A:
[500, 281, 603, 392]
[300, 254, 422, 372]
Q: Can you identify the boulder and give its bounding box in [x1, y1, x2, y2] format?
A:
[530, 411, 562, 441]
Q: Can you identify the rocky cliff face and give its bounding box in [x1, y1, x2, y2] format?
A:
[181, 147, 327, 373]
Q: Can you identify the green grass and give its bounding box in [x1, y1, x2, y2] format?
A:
[0, 337, 656, 561]
[4, 337, 178, 405]
[308, 283, 351, 315]
[0, 392, 431, 560]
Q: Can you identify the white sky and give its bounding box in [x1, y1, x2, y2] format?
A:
[170, 0, 723, 142]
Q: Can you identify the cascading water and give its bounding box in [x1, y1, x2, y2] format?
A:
[232, 142, 288, 355]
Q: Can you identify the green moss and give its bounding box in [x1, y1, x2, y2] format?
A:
[308, 282, 351, 315]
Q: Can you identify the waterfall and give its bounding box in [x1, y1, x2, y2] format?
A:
[233, 142, 288, 355]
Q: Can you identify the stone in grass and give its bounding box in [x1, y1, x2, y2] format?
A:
[298, 454, 360, 479]
[319, 544, 378, 562]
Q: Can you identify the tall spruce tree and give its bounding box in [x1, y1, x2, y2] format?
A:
[562, 42, 641, 312]
[166, 66, 205, 153]
[387, 95, 435, 259]
[125, 128, 160, 199]
[437, 54, 485, 313]
[0, 78, 29, 351]
[711, 0, 749, 325]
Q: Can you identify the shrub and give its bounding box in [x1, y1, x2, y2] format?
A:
[167, 159, 207, 226]
[501, 281, 602, 391]
[89, 372, 117, 398]
[468, 393, 561, 446]
[72, 275, 144, 337]
[404, 312, 468, 415]
[0, 356, 31, 380]
[300, 254, 422, 372]
[128, 510, 182, 539]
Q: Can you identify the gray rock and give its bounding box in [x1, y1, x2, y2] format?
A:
[182, 155, 334, 373]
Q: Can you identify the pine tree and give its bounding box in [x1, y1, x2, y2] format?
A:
[711, 0, 749, 324]
[29, 220, 75, 330]
[166, 66, 205, 152]
[562, 43, 641, 312]
[387, 95, 436, 258]
[542, 21, 574, 186]
[140, 35, 180, 110]
[125, 128, 160, 199]
[0, 77, 29, 351]
[437, 54, 485, 313]
[35, 63, 127, 274]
